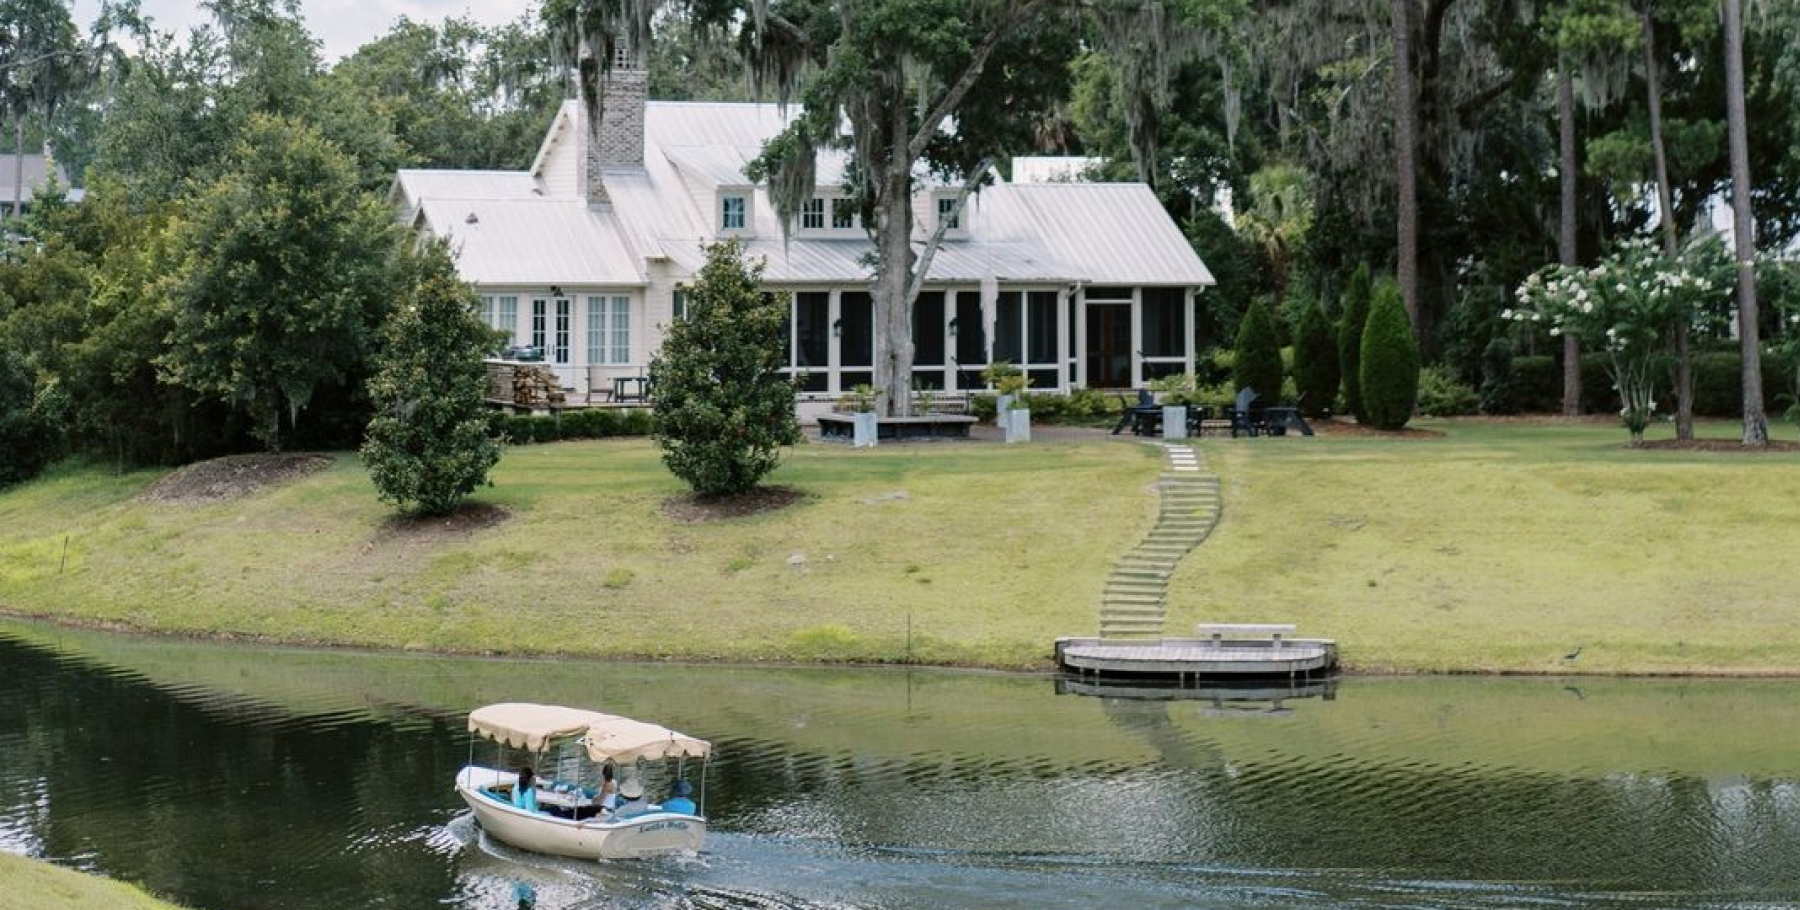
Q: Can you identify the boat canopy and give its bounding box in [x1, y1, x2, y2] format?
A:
[468, 702, 711, 763]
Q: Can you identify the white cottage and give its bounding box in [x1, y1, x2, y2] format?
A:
[392, 57, 1214, 406]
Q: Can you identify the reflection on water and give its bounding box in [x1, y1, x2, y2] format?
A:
[3, 620, 1800, 909]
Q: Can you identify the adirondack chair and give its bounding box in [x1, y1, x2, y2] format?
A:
[1230, 388, 1260, 437]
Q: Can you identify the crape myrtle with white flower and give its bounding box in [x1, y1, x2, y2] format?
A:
[1509, 236, 1729, 445]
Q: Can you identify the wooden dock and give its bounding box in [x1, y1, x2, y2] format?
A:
[1055, 634, 1338, 679]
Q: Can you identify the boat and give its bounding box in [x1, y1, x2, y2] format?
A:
[455, 702, 711, 860]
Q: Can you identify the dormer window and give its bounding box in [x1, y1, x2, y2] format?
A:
[800, 197, 826, 230]
[934, 192, 969, 234]
[831, 197, 859, 230]
[720, 194, 748, 232]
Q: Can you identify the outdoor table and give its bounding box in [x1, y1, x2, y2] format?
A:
[1262, 406, 1300, 436]
[612, 376, 650, 402]
[1128, 405, 1162, 436]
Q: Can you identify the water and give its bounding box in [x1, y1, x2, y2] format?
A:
[3, 620, 1800, 910]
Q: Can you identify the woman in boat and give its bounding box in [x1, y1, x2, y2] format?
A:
[663, 780, 697, 815]
[598, 764, 619, 811]
[512, 766, 539, 812]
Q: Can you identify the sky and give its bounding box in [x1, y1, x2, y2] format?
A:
[70, 0, 532, 62]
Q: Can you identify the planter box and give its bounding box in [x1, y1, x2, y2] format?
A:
[1005, 408, 1032, 444]
[1162, 405, 1188, 441]
[816, 414, 979, 443]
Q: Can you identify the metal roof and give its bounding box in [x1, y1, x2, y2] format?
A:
[0, 154, 73, 201]
[1004, 184, 1215, 286]
[417, 199, 644, 286]
[661, 236, 1075, 285]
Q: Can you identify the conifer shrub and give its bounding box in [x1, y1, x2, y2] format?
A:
[1232, 298, 1284, 406]
[1479, 336, 1520, 415]
[650, 240, 801, 496]
[1358, 280, 1421, 430]
[1293, 299, 1339, 417]
[1339, 263, 1373, 419]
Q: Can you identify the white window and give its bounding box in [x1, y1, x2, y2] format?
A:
[587, 296, 632, 365]
[531, 299, 547, 350]
[937, 195, 961, 231]
[831, 197, 858, 230]
[498, 296, 518, 340]
[672, 289, 687, 321]
[480, 295, 495, 325]
[553, 298, 571, 364]
[800, 197, 826, 230]
[721, 195, 747, 231]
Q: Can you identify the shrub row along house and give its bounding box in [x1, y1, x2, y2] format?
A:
[391, 53, 1213, 412]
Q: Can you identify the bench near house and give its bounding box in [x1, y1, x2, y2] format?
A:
[391, 47, 1215, 416]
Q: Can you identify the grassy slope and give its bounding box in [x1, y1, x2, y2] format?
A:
[0, 853, 193, 910]
[0, 439, 1158, 668]
[1175, 419, 1800, 674]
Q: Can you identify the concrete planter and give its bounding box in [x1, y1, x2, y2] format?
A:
[1004, 407, 1032, 444]
[995, 394, 1015, 419]
[851, 411, 879, 448]
[1162, 405, 1188, 441]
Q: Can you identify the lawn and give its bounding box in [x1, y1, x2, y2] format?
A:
[0, 438, 1160, 668]
[1174, 418, 1800, 674]
[0, 853, 192, 910]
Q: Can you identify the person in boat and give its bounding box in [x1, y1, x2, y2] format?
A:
[663, 779, 697, 815]
[598, 765, 619, 811]
[512, 766, 539, 813]
[614, 776, 651, 818]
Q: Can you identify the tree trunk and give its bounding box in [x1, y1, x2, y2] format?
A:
[1392, 0, 1420, 336]
[1723, 0, 1767, 445]
[1641, 9, 1692, 440]
[873, 103, 916, 419]
[1557, 57, 1582, 417]
[11, 120, 24, 221]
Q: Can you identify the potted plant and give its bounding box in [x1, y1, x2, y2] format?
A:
[982, 361, 1030, 417]
[848, 383, 881, 447]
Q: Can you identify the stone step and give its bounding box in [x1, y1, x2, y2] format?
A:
[1107, 571, 1170, 584]
[1105, 578, 1166, 591]
[1104, 594, 1165, 607]
[1101, 609, 1166, 621]
[1100, 618, 1166, 630]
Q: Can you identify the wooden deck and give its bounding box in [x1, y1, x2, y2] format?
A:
[1055, 636, 1338, 679]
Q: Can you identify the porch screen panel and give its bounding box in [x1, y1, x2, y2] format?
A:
[1141, 287, 1185, 358]
[954, 292, 987, 390]
[993, 291, 1022, 364]
[793, 292, 829, 392]
[530, 299, 546, 351]
[840, 291, 873, 368]
[913, 292, 945, 367]
[1027, 291, 1058, 364]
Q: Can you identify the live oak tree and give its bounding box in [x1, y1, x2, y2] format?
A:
[362, 242, 502, 516]
[544, 0, 1210, 416]
[159, 114, 401, 452]
[650, 240, 801, 496]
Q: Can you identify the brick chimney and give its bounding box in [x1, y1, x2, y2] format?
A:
[585, 42, 646, 207]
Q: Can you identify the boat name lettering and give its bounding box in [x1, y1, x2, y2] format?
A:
[636, 821, 689, 834]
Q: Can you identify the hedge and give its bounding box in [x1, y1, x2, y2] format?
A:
[488, 407, 655, 445]
[1509, 350, 1798, 416]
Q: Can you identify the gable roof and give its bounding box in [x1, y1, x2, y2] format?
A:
[0, 154, 74, 203]
[401, 99, 1212, 290]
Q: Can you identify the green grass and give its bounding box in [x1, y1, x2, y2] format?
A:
[1175, 418, 1800, 674]
[0, 438, 1160, 668]
[0, 853, 194, 910]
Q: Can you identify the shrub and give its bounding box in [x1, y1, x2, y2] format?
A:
[650, 240, 801, 496]
[1338, 263, 1373, 417]
[1232, 298, 1284, 406]
[360, 244, 503, 516]
[1479, 336, 1520, 415]
[1417, 365, 1480, 416]
[1358, 280, 1420, 430]
[1293, 300, 1339, 417]
[0, 348, 60, 487]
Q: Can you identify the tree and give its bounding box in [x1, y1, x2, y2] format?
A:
[1391, 0, 1420, 333]
[160, 114, 401, 452]
[1339, 263, 1373, 419]
[1235, 163, 1314, 301]
[0, 0, 80, 218]
[650, 240, 801, 496]
[361, 243, 502, 515]
[538, 0, 1209, 417]
[1293, 298, 1339, 417]
[1359, 279, 1420, 430]
[1723, 0, 1767, 445]
[0, 341, 56, 486]
[1556, 56, 1583, 416]
[1232, 297, 1283, 407]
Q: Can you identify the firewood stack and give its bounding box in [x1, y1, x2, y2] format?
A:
[510, 365, 566, 407]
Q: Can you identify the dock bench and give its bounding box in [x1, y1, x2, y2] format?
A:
[1197, 622, 1297, 649]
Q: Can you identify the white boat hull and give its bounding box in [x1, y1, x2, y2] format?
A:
[456, 766, 705, 860]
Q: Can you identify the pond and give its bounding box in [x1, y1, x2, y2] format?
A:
[3, 619, 1800, 909]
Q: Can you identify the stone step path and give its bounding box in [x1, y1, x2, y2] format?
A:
[1097, 443, 1223, 640]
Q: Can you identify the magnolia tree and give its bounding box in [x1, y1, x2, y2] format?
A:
[1511, 237, 1726, 445]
